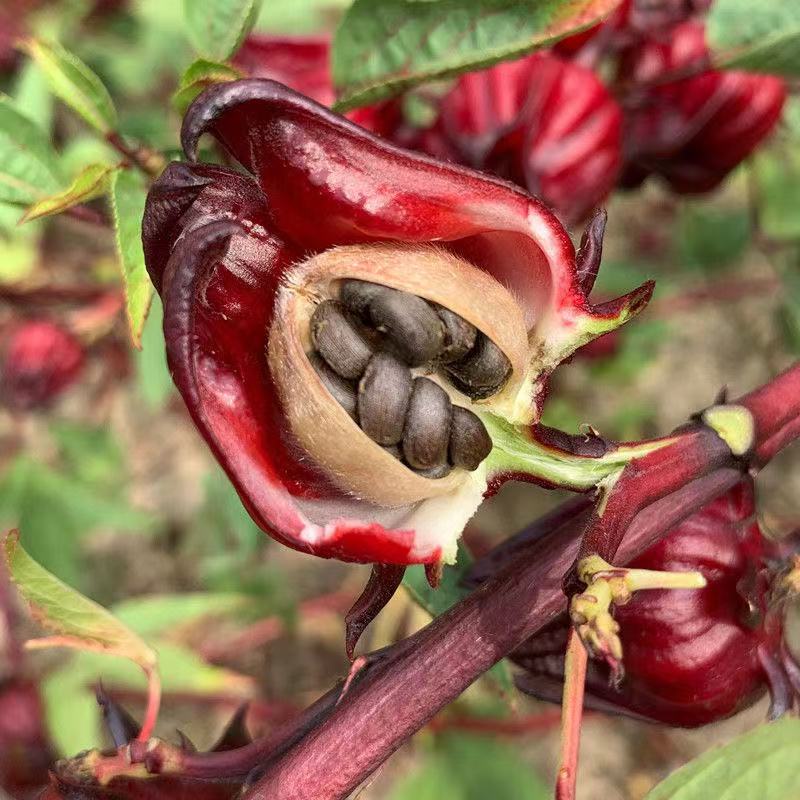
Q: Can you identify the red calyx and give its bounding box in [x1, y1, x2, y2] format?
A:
[620, 21, 787, 193]
[515, 481, 799, 726]
[142, 79, 650, 567]
[412, 52, 623, 225]
[1, 321, 85, 411]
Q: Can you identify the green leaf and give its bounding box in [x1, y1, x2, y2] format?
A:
[12, 58, 54, 132]
[332, 0, 619, 110]
[184, 0, 264, 61]
[675, 205, 751, 272]
[707, 0, 800, 76]
[390, 733, 549, 800]
[20, 162, 118, 223]
[3, 531, 156, 669]
[112, 592, 251, 638]
[256, 0, 350, 34]
[135, 295, 175, 408]
[110, 168, 154, 347]
[22, 39, 118, 134]
[173, 58, 243, 114]
[0, 93, 62, 205]
[645, 718, 800, 799]
[403, 541, 474, 617]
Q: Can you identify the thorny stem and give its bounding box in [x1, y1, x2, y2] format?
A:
[575, 362, 800, 567]
[241, 466, 743, 800]
[555, 630, 587, 800]
[238, 366, 799, 800]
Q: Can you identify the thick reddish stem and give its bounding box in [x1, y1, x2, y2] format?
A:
[242, 467, 743, 800]
[577, 361, 800, 565]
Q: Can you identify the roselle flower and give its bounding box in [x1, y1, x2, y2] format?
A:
[143, 79, 652, 566]
[620, 21, 786, 193]
[1, 321, 85, 410]
[233, 34, 402, 137]
[413, 52, 622, 225]
[515, 481, 800, 727]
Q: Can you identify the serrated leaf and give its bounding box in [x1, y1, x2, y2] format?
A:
[184, 0, 264, 61]
[0, 94, 62, 205]
[172, 58, 243, 114]
[3, 531, 155, 669]
[23, 39, 118, 134]
[110, 169, 154, 347]
[332, 0, 620, 110]
[707, 0, 800, 76]
[20, 162, 118, 223]
[645, 718, 800, 799]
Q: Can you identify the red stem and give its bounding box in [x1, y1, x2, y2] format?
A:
[555, 630, 588, 800]
[241, 467, 743, 800]
[577, 361, 800, 565]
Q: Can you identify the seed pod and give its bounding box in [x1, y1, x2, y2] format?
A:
[358, 352, 413, 445]
[310, 300, 373, 379]
[403, 377, 452, 469]
[436, 306, 477, 364]
[367, 287, 445, 366]
[340, 279, 386, 318]
[449, 406, 492, 470]
[445, 334, 512, 399]
[309, 354, 358, 420]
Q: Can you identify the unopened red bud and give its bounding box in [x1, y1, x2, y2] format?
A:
[1, 321, 84, 410]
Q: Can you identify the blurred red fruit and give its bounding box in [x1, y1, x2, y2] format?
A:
[620, 21, 786, 192]
[1, 321, 85, 410]
[233, 35, 402, 138]
[516, 481, 799, 727]
[415, 52, 622, 224]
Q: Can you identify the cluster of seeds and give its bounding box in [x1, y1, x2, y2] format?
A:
[308, 279, 511, 478]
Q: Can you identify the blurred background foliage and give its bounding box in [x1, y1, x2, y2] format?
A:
[0, 0, 797, 797]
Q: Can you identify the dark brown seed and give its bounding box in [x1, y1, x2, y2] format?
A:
[339, 279, 386, 318]
[382, 444, 403, 460]
[445, 334, 512, 400]
[435, 306, 477, 364]
[402, 377, 452, 469]
[309, 353, 358, 420]
[358, 352, 413, 445]
[368, 288, 445, 366]
[413, 463, 452, 480]
[449, 406, 492, 470]
[310, 300, 374, 380]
